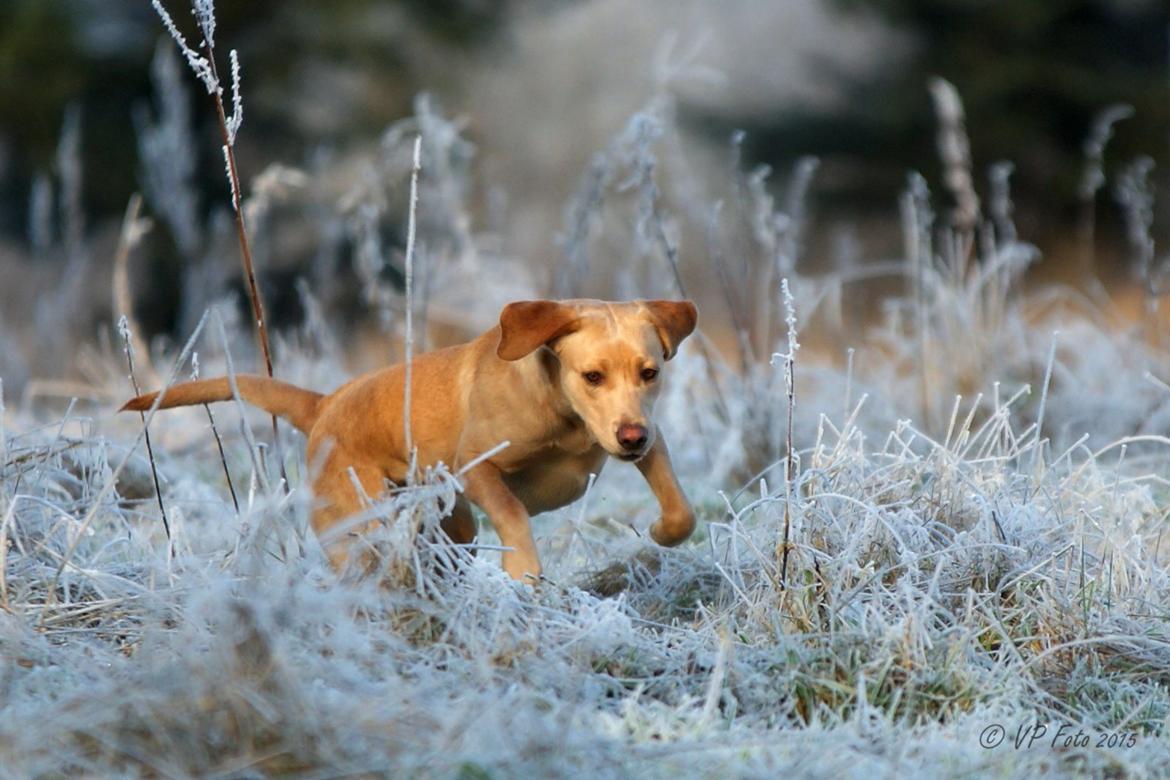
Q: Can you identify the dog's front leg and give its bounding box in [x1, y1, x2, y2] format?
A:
[460, 462, 542, 581]
[636, 430, 696, 546]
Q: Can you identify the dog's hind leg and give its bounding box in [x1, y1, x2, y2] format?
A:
[309, 450, 389, 571]
[424, 496, 478, 578]
[441, 496, 477, 547]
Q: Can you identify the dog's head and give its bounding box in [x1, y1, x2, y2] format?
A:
[497, 298, 697, 460]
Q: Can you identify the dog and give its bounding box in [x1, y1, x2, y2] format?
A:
[121, 298, 698, 581]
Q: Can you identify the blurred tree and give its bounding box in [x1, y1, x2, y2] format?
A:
[691, 0, 1169, 260]
[0, 2, 88, 237]
[401, 0, 512, 42]
[0, 0, 510, 244]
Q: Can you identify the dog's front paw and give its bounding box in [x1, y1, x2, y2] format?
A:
[501, 550, 543, 582]
[649, 511, 695, 546]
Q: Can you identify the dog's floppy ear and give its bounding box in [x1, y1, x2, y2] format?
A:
[497, 300, 580, 361]
[643, 299, 698, 360]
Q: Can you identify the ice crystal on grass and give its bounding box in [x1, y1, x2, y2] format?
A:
[225, 49, 243, 145]
[151, 0, 217, 95]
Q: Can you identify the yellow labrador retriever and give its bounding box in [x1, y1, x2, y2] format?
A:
[122, 299, 698, 580]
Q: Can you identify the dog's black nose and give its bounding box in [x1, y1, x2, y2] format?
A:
[617, 423, 648, 451]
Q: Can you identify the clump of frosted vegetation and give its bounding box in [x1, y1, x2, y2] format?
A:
[3, 13, 1170, 779]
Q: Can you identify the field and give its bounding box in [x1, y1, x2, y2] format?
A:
[2, 7, 1170, 778]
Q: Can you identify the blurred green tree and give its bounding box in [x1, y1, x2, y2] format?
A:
[0, 0, 509, 241]
[695, 0, 1169, 258]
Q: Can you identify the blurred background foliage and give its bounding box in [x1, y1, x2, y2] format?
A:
[820, 0, 1168, 239]
[0, 0, 1167, 350]
[0, 0, 511, 233]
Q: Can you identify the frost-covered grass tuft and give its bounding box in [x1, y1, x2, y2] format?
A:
[5, 262, 1170, 775]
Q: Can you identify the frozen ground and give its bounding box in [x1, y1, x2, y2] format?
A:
[3, 249, 1170, 778]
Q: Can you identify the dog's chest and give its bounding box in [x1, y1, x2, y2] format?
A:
[503, 446, 608, 515]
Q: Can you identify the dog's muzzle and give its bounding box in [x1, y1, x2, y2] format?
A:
[615, 423, 649, 460]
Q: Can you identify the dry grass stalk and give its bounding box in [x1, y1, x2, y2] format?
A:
[111, 194, 158, 389]
[929, 77, 981, 234]
[1078, 104, 1133, 279]
[775, 278, 799, 589]
[403, 135, 422, 476]
[151, 0, 285, 489]
[118, 315, 169, 539]
[193, 353, 240, 513]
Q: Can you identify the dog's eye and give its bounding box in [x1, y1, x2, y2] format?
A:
[641, 367, 659, 382]
[583, 371, 604, 385]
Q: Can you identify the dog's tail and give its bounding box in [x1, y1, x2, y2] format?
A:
[120, 375, 324, 433]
